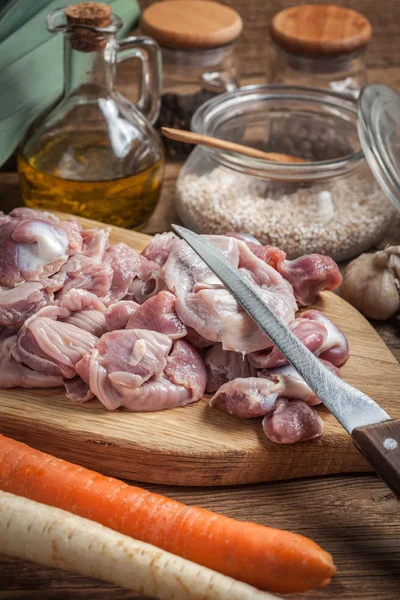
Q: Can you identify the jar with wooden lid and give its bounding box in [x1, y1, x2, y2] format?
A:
[140, 0, 242, 158]
[268, 4, 372, 99]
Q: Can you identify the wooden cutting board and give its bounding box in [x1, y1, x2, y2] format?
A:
[1, 215, 400, 487]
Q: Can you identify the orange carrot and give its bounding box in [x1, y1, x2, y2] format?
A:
[0, 434, 335, 594]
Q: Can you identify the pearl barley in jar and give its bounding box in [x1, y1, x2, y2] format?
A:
[175, 86, 395, 261]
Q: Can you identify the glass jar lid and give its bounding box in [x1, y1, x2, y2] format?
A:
[358, 84, 400, 210]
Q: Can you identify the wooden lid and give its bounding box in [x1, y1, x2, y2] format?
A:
[271, 4, 372, 57]
[65, 2, 112, 52]
[140, 0, 243, 49]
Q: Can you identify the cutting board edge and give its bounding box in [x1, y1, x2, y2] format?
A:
[0, 411, 373, 486]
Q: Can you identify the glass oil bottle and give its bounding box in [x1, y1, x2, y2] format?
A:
[18, 3, 164, 229]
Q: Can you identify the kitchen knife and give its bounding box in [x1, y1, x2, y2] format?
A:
[172, 224, 400, 498]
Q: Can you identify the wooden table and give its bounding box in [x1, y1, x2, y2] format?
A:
[1, 0, 400, 598]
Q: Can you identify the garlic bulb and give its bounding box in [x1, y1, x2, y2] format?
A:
[340, 246, 400, 320]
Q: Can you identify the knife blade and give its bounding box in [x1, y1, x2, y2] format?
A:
[173, 225, 400, 498]
[172, 225, 390, 433]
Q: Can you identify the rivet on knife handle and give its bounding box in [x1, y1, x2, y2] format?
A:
[352, 420, 400, 499]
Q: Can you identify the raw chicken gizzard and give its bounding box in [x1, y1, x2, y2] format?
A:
[0, 209, 346, 444]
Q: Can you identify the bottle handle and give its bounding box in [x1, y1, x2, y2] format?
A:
[117, 36, 162, 125]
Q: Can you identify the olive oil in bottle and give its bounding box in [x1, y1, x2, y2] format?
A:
[18, 3, 164, 229]
[18, 132, 163, 229]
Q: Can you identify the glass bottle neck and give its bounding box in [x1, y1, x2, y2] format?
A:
[63, 35, 117, 97]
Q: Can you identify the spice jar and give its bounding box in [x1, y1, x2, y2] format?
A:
[140, 0, 242, 158]
[18, 2, 164, 229]
[268, 5, 372, 99]
[175, 85, 400, 261]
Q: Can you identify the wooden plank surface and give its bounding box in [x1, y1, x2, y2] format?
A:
[1, 0, 400, 597]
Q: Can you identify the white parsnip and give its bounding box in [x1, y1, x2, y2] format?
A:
[0, 491, 280, 600]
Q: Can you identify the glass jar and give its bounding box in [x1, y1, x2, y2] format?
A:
[140, 0, 242, 158]
[18, 3, 164, 229]
[156, 44, 239, 158]
[269, 49, 368, 99]
[175, 85, 395, 261]
[268, 5, 372, 99]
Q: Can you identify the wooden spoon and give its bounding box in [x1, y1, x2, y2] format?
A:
[161, 127, 308, 163]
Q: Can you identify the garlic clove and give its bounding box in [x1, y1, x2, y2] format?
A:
[384, 245, 400, 256]
[373, 250, 390, 269]
[389, 253, 400, 284]
[340, 251, 400, 321]
[370, 268, 400, 320]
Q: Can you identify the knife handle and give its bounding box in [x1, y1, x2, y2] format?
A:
[352, 419, 400, 499]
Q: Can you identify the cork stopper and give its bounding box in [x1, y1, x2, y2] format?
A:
[65, 2, 112, 52]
